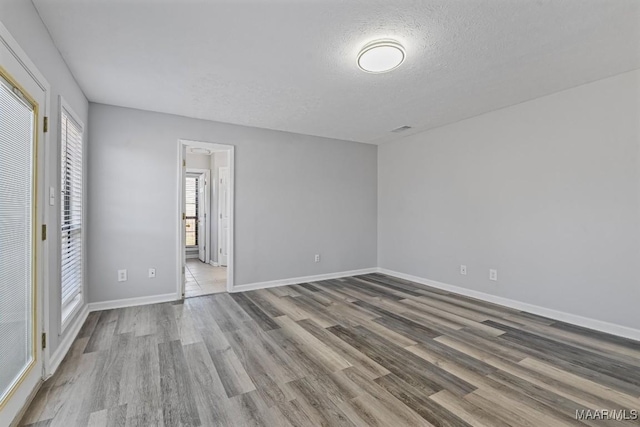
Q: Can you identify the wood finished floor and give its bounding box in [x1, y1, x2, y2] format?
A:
[22, 273, 640, 426]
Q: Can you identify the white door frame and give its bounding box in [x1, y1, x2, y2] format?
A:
[177, 139, 234, 297]
[0, 21, 51, 425]
[185, 168, 210, 264]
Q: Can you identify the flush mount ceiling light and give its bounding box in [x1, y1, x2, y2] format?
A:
[357, 39, 406, 73]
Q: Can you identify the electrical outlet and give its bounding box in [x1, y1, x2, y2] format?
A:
[460, 265, 467, 275]
[489, 269, 498, 281]
[118, 269, 127, 282]
[314, 254, 320, 263]
[148, 268, 156, 278]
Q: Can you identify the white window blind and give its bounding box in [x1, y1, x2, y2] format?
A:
[0, 75, 35, 402]
[60, 107, 83, 308]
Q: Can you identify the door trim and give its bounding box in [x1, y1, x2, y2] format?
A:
[177, 140, 234, 297]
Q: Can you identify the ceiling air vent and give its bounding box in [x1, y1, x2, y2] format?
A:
[391, 125, 412, 133]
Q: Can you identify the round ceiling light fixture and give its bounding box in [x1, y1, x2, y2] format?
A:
[357, 39, 406, 73]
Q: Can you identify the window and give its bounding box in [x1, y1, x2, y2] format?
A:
[185, 175, 198, 246]
[60, 101, 83, 325]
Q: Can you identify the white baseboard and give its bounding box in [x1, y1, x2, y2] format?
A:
[231, 268, 378, 293]
[378, 268, 640, 342]
[209, 260, 219, 267]
[88, 293, 178, 312]
[47, 303, 89, 378]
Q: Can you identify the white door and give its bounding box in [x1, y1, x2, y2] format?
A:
[180, 146, 187, 297]
[218, 167, 229, 267]
[0, 28, 47, 426]
[197, 173, 207, 262]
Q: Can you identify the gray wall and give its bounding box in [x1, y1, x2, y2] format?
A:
[88, 103, 377, 303]
[0, 1, 89, 355]
[378, 69, 640, 329]
[185, 153, 211, 170]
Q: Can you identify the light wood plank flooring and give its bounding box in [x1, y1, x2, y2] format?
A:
[21, 273, 640, 426]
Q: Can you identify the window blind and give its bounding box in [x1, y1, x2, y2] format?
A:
[0, 76, 35, 402]
[60, 108, 83, 308]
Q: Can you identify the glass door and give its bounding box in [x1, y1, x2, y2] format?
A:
[0, 24, 48, 425]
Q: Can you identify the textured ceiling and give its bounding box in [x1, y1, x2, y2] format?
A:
[32, 0, 640, 144]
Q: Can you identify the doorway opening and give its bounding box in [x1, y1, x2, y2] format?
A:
[177, 140, 233, 298]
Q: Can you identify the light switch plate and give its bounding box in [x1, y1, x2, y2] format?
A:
[49, 187, 55, 206]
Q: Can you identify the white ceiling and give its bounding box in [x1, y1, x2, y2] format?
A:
[33, 0, 640, 144]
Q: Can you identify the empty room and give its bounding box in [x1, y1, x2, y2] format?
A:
[0, 0, 638, 426]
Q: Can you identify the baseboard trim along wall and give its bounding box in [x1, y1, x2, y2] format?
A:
[378, 268, 640, 342]
[88, 293, 178, 312]
[231, 268, 379, 293]
[47, 303, 89, 378]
